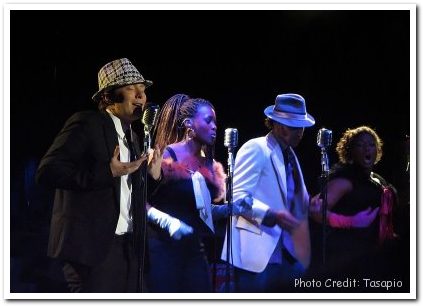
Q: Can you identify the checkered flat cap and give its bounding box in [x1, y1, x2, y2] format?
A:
[92, 58, 153, 101]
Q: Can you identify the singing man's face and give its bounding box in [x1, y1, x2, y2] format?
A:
[273, 123, 305, 148]
[108, 83, 147, 124]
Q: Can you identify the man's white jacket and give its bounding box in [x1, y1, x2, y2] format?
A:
[221, 132, 311, 273]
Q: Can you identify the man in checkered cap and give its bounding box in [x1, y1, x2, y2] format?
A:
[37, 58, 166, 292]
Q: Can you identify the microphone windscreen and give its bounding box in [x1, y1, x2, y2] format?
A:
[317, 128, 332, 148]
[142, 104, 160, 129]
[224, 128, 238, 148]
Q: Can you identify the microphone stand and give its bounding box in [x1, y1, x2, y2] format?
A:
[143, 125, 152, 155]
[136, 124, 152, 293]
[225, 147, 234, 293]
[319, 146, 330, 265]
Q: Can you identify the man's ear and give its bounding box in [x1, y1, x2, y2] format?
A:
[104, 89, 121, 103]
[102, 91, 113, 103]
[103, 92, 110, 102]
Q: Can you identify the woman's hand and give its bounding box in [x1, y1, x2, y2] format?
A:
[350, 207, 380, 227]
[309, 194, 322, 215]
[147, 145, 163, 180]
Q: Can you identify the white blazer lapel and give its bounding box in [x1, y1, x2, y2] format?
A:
[289, 147, 309, 218]
[268, 135, 288, 207]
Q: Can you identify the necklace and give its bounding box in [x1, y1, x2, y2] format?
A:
[182, 156, 205, 174]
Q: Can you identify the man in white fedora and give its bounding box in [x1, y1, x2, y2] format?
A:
[221, 93, 315, 292]
[36, 58, 164, 292]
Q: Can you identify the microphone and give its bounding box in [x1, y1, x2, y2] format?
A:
[316, 128, 332, 175]
[223, 128, 239, 290]
[141, 103, 160, 154]
[317, 128, 332, 148]
[142, 103, 160, 133]
[316, 128, 333, 264]
[405, 135, 410, 173]
[224, 128, 238, 177]
[224, 128, 238, 151]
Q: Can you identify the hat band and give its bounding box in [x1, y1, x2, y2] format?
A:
[273, 108, 308, 120]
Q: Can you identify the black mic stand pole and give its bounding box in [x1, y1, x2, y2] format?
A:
[320, 146, 330, 266]
[225, 147, 234, 293]
[137, 125, 152, 293]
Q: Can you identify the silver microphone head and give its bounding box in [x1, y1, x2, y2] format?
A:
[317, 128, 332, 148]
[142, 104, 160, 132]
[224, 128, 238, 149]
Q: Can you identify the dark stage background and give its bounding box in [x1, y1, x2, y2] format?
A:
[10, 10, 411, 293]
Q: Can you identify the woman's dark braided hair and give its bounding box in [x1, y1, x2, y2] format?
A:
[154, 94, 215, 166]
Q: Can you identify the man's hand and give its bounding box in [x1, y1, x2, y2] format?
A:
[262, 208, 300, 231]
[109, 145, 147, 177]
[147, 145, 163, 180]
[273, 210, 301, 232]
